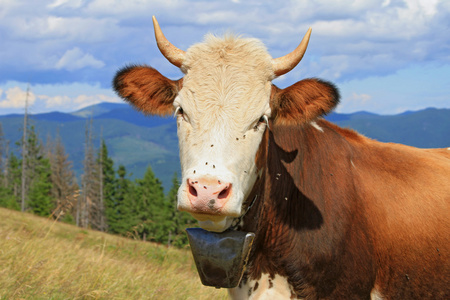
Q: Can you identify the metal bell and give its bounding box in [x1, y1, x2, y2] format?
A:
[186, 228, 255, 288]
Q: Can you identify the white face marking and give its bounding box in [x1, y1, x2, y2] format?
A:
[175, 35, 274, 232]
[310, 121, 324, 132]
[228, 273, 300, 300]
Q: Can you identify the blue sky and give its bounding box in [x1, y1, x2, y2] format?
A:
[0, 0, 449, 115]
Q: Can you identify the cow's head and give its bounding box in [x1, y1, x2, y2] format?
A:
[113, 17, 339, 232]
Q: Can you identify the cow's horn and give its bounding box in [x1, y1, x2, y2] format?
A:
[272, 28, 312, 76]
[152, 16, 186, 68]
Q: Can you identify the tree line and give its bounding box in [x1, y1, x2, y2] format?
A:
[0, 120, 195, 248]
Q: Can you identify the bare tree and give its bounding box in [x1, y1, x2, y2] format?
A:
[47, 129, 78, 221]
[0, 122, 5, 187]
[80, 119, 103, 230]
[20, 84, 30, 212]
[98, 127, 105, 231]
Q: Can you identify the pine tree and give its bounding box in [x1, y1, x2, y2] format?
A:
[0, 123, 13, 208]
[98, 140, 115, 232]
[0, 122, 4, 185]
[108, 164, 135, 235]
[27, 157, 53, 216]
[8, 152, 21, 199]
[166, 173, 196, 248]
[0, 149, 20, 210]
[166, 172, 179, 247]
[0, 122, 7, 194]
[132, 165, 166, 242]
[24, 125, 54, 216]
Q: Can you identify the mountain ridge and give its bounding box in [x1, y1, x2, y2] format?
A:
[1, 103, 449, 191]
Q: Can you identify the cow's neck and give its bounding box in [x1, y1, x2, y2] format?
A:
[236, 119, 365, 299]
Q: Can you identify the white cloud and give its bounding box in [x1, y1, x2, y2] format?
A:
[55, 47, 105, 71]
[48, 0, 85, 9]
[352, 93, 371, 104]
[336, 63, 450, 114]
[6, 14, 118, 43]
[0, 0, 449, 114]
[39, 94, 72, 108]
[335, 90, 373, 113]
[2, 0, 449, 79]
[41, 93, 120, 112]
[0, 82, 121, 115]
[36, 92, 120, 112]
[0, 86, 36, 108]
[73, 94, 120, 109]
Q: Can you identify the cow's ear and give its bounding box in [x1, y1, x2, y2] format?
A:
[270, 78, 339, 124]
[113, 65, 182, 116]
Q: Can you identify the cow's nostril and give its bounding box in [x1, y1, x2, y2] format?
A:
[189, 185, 198, 197]
[218, 185, 231, 199]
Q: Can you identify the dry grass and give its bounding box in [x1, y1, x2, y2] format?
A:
[0, 208, 228, 299]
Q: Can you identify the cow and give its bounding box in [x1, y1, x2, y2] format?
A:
[113, 17, 450, 299]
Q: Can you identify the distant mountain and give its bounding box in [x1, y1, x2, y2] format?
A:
[326, 108, 450, 149]
[325, 111, 378, 122]
[96, 106, 175, 128]
[71, 103, 127, 118]
[1, 104, 449, 192]
[30, 112, 84, 122]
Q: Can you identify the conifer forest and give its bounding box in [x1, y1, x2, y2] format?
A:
[0, 120, 196, 248]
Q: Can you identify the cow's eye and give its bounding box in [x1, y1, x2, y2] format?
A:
[175, 106, 191, 124]
[174, 106, 184, 117]
[259, 115, 269, 125]
[254, 115, 269, 130]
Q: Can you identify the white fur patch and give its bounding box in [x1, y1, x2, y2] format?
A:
[228, 273, 300, 299]
[175, 35, 273, 231]
[310, 121, 324, 132]
[370, 287, 384, 300]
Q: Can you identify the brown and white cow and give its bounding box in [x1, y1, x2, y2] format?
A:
[114, 17, 450, 299]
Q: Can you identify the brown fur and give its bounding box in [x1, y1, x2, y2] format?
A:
[241, 116, 449, 299]
[113, 65, 182, 116]
[271, 79, 340, 124]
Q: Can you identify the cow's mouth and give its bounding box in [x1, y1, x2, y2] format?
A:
[197, 217, 234, 232]
[189, 194, 258, 232]
[189, 213, 234, 232]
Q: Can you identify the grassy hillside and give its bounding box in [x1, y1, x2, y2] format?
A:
[0, 208, 227, 299]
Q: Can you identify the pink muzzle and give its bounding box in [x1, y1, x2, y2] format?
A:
[186, 177, 232, 214]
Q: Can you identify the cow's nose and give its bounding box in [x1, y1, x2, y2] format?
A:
[187, 178, 232, 212]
